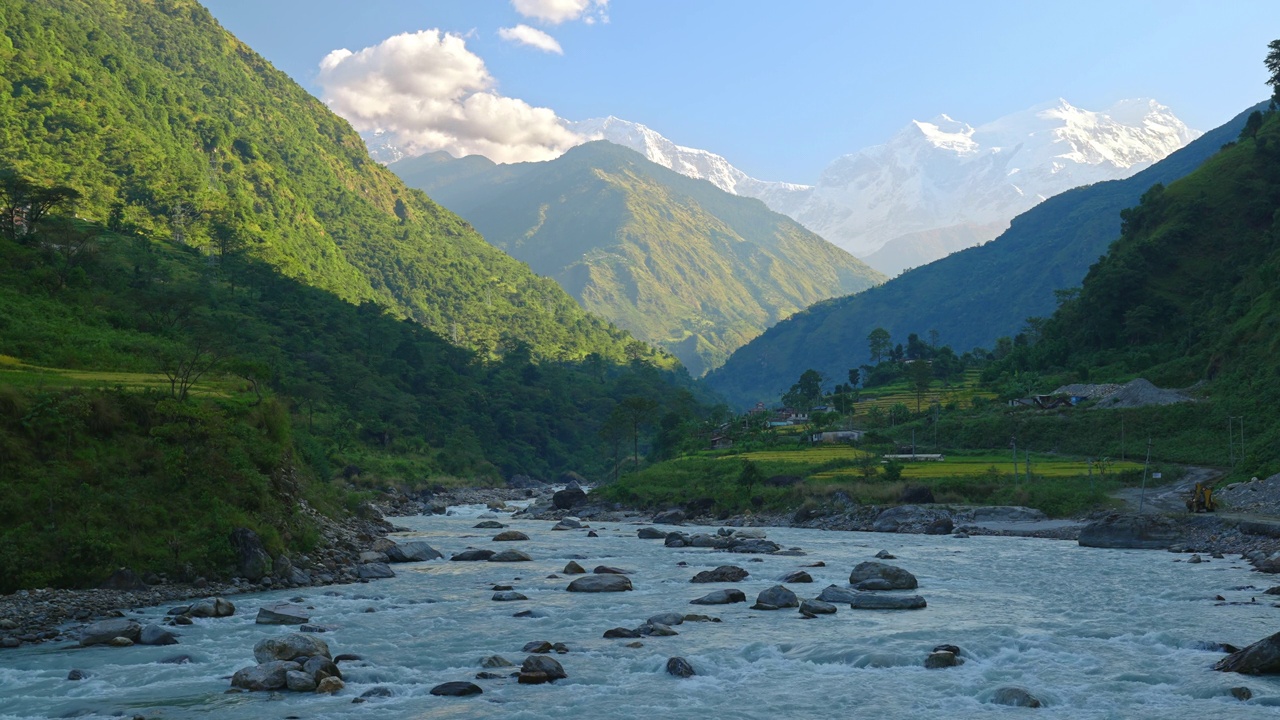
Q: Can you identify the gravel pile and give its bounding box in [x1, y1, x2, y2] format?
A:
[1051, 379, 1192, 409]
[1217, 473, 1280, 516]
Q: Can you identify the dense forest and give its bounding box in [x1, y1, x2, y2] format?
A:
[0, 0, 714, 592]
[0, 0, 666, 364]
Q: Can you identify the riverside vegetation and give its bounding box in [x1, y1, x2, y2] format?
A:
[0, 0, 713, 593]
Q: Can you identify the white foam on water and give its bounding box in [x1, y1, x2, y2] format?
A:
[1, 518, 1278, 719]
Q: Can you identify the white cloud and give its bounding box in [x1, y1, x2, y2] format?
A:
[512, 0, 608, 25]
[498, 24, 564, 54]
[317, 30, 585, 164]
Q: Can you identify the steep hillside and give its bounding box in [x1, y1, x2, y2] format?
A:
[996, 106, 1280, 476]
[391, 142, 884, 375]
[706, 104, 1260, 407]
[0, 0, 659, 364]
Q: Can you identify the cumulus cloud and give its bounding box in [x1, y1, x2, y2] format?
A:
[512, 0, 608, 25]
[317, 30, 585, 164]
[498, 24, 563, 54]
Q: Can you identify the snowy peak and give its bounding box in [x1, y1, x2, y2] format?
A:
[569, 116, 811, 201]
[796, 98, 1199, 268]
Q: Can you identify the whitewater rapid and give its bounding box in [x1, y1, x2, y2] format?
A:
[1, 512, 1277, 719]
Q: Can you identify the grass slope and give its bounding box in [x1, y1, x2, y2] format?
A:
[391, 142, 885, 375]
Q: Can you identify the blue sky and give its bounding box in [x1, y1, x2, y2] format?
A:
[203, 0, 1280, 182]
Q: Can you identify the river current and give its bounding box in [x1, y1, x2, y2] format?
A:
[2, 508, 1278, 719]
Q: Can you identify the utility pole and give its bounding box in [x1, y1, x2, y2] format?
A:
[1121, 416, 1126, 461]
[1026, 449, 1032, 482]
[1138, 437, 1153, 514]
[1011, 434, 1018, 483]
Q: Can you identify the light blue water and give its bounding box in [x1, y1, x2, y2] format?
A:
[1, 511, 1277, 719]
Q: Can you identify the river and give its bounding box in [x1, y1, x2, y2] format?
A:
[2, 509, 1277, 719]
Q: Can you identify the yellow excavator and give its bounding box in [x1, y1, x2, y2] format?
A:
[1186, 482, 1215, 513]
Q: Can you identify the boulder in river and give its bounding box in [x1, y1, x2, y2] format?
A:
[781, 570, 813, 583]
[647, 612, 684, 627]
[386, 541, 443, 562]
[924, 651, 963, 669]
[637, 527, 667, 539]
[431, 681, 483, 696]
[567, 575, 633, 592]
[593, 565, 629, 574]
[849, 594, 927, 610]
[666, 657, 696, 678]
[357, 562, 395, 579]
[816, 585, 859, 604]
[563, 561, 586, 574]
[1077, 513, 1178, 549]
[874, 550, 896, 560]
[451, 549, 496, 562]
[474, 520, 506, 529]
[690, 589, 746, 605]
[493, 530, 530, 542]
[752, 585, 799, 610]
[849, 561, 918, 590]
[231, 660, 300, 691]
[80, 619, 141, 647]
[989, 686, 1042, 708]
[186, 597, 235, 618]
[1214, 631, 1280, 674]
[304, 657, 341, 681]
[316, 676, 344, 693]
[253, 633, 330, 663]
[285, 669, 317, 692]
[553, 487, 587, 510]
[492, 591, 528, 602]
[604, 627, 642, 639]
[799, 599, 837, 615]
[690, 565, 749, 583]
[490, 550, 533, 562]
[256, 603, 311, 625]
[653, 509, 686, 525]
[481, 655, 514, 668]
[519, 655, 567, 684]
[138, 624, 178, 646]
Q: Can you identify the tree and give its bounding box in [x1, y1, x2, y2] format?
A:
[618, 396, 659, 467]
[0, 168, 81, 241]
[867, 327, 891, 364]
[781, 369, 824, 412]
[1266, 39, 1280, 104]
[908, 360, 933, 412]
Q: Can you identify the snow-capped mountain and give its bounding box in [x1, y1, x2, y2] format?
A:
[792, 99, 1199, 273]
[361, 129, 407, 165]
[570, 117, 812, 216]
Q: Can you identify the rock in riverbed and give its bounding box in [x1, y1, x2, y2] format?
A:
[990, 686, 1042, 708]
[816, 585, 859, 604]
[849, 594, 927, 610]
[519, 655, 567, 684]
[752, 585, 799, 610]
[691, 565, 749, 583]
[1214, 631, 1280, 674]
[849, 562, 917, 590]
[493, 530, 529, 542]
[567, 575, 632, 592]
[256, 603, 310, 625]
[79, 619, 141, 647]
[431, 681, 482, 696]
[690, 589, 746, 605]
[451, 549, 495, 562]
[253, 633, 330, 663]
[667, 657, 696, 678]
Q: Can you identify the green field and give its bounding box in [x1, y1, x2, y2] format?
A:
[0, 355, 231, 396]
[855, 369, 997, 412]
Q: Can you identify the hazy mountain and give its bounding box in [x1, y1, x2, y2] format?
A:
[390, 141, 884, 375]
[703, 104, 1259, 407]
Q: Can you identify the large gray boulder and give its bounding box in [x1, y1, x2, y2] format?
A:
[873, 506, 952, 534]
[285, 669, 317, 692]
[637, 527, 667, 539]
[1078, 514, 1179, 549]
[386, 541, 443, 562]
[647, 612, 685, 627]
[690, 589, 746, 605]
[256, 603, 311, 625]
[728, 538, 782, 554]
[357, 562, 395, 579]
[138, 624, 178, 646]
[80, 619, 141, 647]
[493, 530, 529, 542]
[849, 594, 927, 610]
[489, 550, 533, 562]
[229, 527, 273, 582]
[691, 565, 749, 583]
[253, 633, 331, 663]
[990, 686, 1042, 708]
[553, 487, 587, 510]
[817, 585, 860, 603]
[800, 599, 837, 615]
[567, 575, 633, 592]
[451, 548, 496, 561]
[1214, 631, 1280, 674]
[849, 561, 918, 590]
[431, 681, 483, 696]
[752, 585, 799, 610]
[653, 509, 686, 524]
[666, 657, 696, 678]
[519, 655, 567, 684]
[231, 661, 300, 691]
[186, 597, 235, 618]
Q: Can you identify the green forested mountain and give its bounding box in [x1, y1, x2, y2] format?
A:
[986, 106, 1280, 476]
[0, 0, 662, 364]
[391, 142, 885, 376]
[705, 104, 1261, 407]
